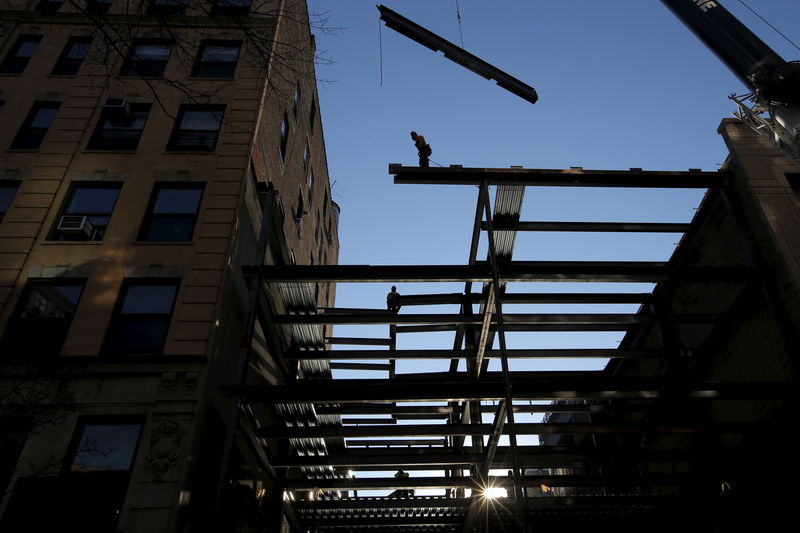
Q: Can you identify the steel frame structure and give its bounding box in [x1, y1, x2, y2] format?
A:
[226, 164, 800, 532]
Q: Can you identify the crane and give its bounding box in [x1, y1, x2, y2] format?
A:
[661, 0, 800, 161]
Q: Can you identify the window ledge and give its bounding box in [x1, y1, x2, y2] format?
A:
[133, 240, 194, 245]
[187, 76, 235, 81]
[83, 149, 139, 154]
[47, 74, 78, 78]
[163, 150, 216, 154]
[6, 149, 40, 153]
[41, 240, 103, 245]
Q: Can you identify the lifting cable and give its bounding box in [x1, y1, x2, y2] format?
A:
[378, 17, 384, 86]
[455, 0, 465, 48]
[737, 0, 800, 52]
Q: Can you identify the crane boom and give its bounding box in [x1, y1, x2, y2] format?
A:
[661, 0, 800, 160]
[377, 5, 538, 105]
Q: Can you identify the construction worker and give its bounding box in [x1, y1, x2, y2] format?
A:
[387, 286, 401, 313]
[394, 469, 411, 498]
[410, 131, 431, 167]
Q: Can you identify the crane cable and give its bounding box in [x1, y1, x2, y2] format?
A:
[736, 0, 800, 52]
[455, 0, 465, 48]
[378, 17, 384, 86]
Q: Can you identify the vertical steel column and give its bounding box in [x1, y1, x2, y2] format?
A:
[214, 189, 277, 528]
[480, 181, 528, 531]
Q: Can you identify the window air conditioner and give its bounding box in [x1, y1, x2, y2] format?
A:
[57, 215, 95, 239]
[103, 98, 131, 119]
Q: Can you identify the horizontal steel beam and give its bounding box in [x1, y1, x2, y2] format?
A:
[284, 473, 695, 490]
[273, 447, 696, 469]
[324, 337, 392, 346]
[259, 421, 752, 439]
[483, 221, 693, 233]
[224, 379, 797, 403]
[274, 313, 716, 326]
[291, 494, 699, 511]
[388, 164, 723, 188]
[247, 263, 753, 283]
[344, 439, 447, 447]
[399, 292, 656, 305]
[288, 349, 673, 360]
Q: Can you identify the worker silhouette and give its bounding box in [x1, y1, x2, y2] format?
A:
[387, 286, 401, 313]
[394, 469, 411, 498]
[410, 131, 431, 167]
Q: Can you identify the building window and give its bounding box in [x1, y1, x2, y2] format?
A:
[192, 41, 240, 78]
[302, 144, 309, 176]
[0, 279, 85, 358]
[103, 279, 179, 354]
[147, 0, 187, 16]
[211, 0, 251, 16]
[10, 102, 60, 150]
[51, 37, 92, 76]
[120, 40, 172, 77]
[279, 111, 289, 162]
[293, 85, 301, 118]
[51, 183, 121, 241]
[167, 105, 224, 151]
[308, 170, 315, 204]
[0, 35, 42, 75]
[87, 102, 150, 151]
[86, 0, 112, 14]
[139, 183, 204, 241]
[37, 0, 64, 12]
[0, 182, 20, 222]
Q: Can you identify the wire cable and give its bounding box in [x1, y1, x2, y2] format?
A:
[378, 17, 384, 86]
[737, 0, 800, 52]
[455, 0, 465, 48]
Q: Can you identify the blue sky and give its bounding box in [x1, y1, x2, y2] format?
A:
[303, 0, 800, 489]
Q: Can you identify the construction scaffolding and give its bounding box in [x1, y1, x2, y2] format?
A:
[224, 163, 800, 532]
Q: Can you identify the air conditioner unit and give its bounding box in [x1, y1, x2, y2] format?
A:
[57, 215, 95, 239]
[103, 98, 131, 119]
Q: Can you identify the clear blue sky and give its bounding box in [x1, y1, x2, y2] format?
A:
[302, 0, 799, 489]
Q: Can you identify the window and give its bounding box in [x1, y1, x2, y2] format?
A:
[293, 85, 301, 118]
[302, 144, 309, 176]
[0, 279, 85, 358]
[86, 0, 112, 14]
[37, 0, 64, 12]
[87, 102, 150, 150]
[0, 181, 19, 222]
[51, 37, 92, 76]
[139, 183, 204, 241]
[68, 420, 142, 473]
[279, 111, 289, 162]
[103, 279, 179, 353]
[51, 183, 121, 241]
[293, 192, 304, 224]
[211, 0, 251, 16]
[120, 40, 172, 77]
[10, 102, 60, 150]
[308, 170, 315, 204]
[147, 0, 187, 16]
[0, 35, 42, 74]
[192, 41, 240, 78]
[167, 105, 224, 151]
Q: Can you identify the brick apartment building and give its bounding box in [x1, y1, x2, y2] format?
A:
[0, 1, 338, 531]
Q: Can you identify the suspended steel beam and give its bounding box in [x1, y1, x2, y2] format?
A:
[389, 164, 724, 188]
[249, 263, 754, 283]
[377, 5, 538, 104]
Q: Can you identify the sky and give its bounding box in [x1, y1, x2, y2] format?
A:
[302, 0, 800, 491]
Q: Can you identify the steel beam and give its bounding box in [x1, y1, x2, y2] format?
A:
[274, 313, 716, 326]
[224, 379, 797, 403]
[248, 263, 754, 283]
[483, 221, 693, 232]
[288, 348, 674, 360]
[389, 164, 723, 188]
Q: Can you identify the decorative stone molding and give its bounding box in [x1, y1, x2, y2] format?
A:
[146, 421, 186, 480]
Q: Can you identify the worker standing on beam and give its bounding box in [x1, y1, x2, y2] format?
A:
[410, 131, 431, 167]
